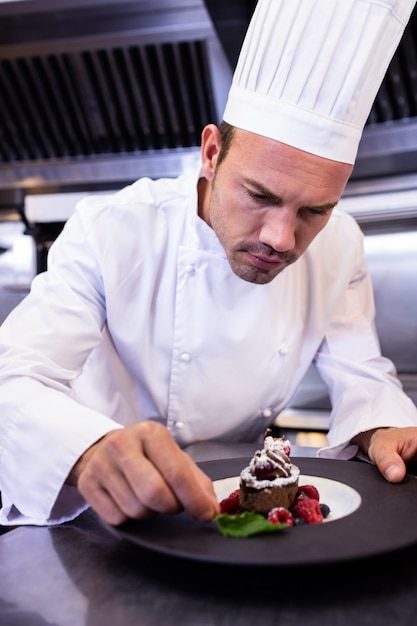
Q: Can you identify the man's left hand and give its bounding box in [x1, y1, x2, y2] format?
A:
[353, 427, 417, 482]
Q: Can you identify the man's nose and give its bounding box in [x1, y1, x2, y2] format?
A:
[258, 212, 296, 252]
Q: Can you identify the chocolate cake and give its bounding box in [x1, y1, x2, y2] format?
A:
[239, 436, 300, 515]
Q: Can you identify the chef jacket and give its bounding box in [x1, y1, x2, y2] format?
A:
[0, 164, 416, 526]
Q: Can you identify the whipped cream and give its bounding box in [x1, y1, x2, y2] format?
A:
[240, 437, 300, 489]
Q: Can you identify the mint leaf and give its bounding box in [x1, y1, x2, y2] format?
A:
[214, 511, 288, 537]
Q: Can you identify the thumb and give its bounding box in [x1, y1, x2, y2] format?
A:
[366, 430, 406, 483]
[371, 448, 406, 483]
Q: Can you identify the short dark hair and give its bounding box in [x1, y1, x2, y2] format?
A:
[215, 120, 235, 170]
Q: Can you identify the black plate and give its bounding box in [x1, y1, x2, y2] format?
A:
[110, 457, 417, 567]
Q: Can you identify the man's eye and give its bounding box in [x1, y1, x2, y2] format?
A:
[309, 208, 330, 217]
[246, 189, 267, 201]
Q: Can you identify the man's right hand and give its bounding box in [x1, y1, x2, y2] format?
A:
[66, 421, 220, 526]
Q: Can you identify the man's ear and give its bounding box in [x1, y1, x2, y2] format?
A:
[200, 124, 221, 182]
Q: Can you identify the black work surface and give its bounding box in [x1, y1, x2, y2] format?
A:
[2, 454, 417, 625]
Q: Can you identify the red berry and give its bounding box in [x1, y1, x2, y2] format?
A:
[219, 489, 241, 515]
[267, 507, 294, 526]
[281, 440, 291, 456]
[264, 436, 291, 456]
[253, 458, 276, 480]
[291, 496, 323, 525]
[297, 484, 320, 501]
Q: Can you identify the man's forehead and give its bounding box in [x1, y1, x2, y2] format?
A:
[229, 128, 351, 179]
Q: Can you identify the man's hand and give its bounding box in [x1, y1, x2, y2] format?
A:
[352, 427, 417, 482]
[66, 421, 220, 526]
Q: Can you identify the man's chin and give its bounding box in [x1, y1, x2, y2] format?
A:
[231, 264, 284, 284]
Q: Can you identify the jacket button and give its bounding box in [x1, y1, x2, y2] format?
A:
[175, 421, 185, 429]
[279, 345, 289, 356]
[185, 264, 195, 275]
[262, 408, 272, 418]
[180, 352, 192, 362]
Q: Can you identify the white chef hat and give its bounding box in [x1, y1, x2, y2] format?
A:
[223, 0, 415, 164]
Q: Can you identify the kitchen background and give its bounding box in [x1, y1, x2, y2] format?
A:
[1, 0, 417, 443]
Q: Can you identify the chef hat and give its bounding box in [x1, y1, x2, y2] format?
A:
[223, 0, 415, 164]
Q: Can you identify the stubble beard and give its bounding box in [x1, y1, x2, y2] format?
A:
[229, 251, 291, 284]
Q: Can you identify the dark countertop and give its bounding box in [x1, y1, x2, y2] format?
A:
[2, 443, 417, 626]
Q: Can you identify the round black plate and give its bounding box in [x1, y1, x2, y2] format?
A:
[110, 457, 417, 567]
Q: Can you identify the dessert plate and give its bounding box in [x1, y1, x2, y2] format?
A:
[111, 457, 417, 566]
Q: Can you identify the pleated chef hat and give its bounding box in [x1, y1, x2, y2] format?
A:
[223, 0, 416, 164]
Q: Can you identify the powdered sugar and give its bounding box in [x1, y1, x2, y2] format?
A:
[240, 436, 300, 489]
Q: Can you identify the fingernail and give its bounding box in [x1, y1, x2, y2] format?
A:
[197, 511, 215, 523]
[198, 504, 219, 523]
[385, 464, 402, 482]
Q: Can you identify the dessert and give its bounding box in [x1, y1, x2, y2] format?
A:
[216, 436, 330, 536]
[239, 436, 300, 515]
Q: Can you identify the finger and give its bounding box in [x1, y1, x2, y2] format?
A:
[77, 464, 132, 525]
[83, 485, 130, 526]
[123, 450, 219, 521]
[123, 455, 185, 516]
[368, 431, 407, 483]
[175, 451, 221, 520]
[375, 454, 406, 483]
[140, 425, 220, 521]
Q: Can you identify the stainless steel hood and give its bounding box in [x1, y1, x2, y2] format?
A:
[0, 0, 417, 202]
[353, 5, 417, 181]
[0, 0, 241, 195]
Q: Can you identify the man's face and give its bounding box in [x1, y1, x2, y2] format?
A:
[199, 125, 353, 285]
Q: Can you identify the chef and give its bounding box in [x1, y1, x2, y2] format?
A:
[0, 0, 417, 528]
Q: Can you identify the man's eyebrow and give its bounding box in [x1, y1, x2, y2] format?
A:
[244, 177, 337, 212]
[244, 177, 281, 202]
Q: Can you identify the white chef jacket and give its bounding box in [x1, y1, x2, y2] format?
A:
[0, 164, 416, 526]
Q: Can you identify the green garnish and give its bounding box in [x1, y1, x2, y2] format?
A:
[214, 511, 288, 537]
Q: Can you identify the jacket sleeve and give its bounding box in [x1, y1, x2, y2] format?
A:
[315, 244, 417, 460]
[0, 207, 122, 526]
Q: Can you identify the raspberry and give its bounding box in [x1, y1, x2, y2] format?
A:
[219, 489, 241, 515]
[297, 484, 320, 501]
[281, 439, 291, 456]
[291, 496, 323, 525]
[264, 435, 291, 456]
[267, 507, 294, 526]
[253, 458, 276, 480]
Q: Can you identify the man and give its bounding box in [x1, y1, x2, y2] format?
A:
[1, 0, 417, 528]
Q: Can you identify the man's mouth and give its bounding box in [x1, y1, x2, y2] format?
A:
[245, 251, 287, 271]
